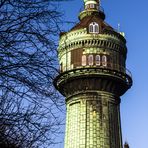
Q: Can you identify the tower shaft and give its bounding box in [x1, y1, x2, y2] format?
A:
[65, 92, 122, 148]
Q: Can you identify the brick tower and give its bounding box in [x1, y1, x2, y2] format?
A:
[54, 0, 132, 147]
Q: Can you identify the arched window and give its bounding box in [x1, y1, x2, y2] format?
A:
[89, 22, 99, 33]
[82, 55, 86, 66]
[85, 5, 89, 9]
[94, 25, 99, 33]
[95, 55, 101, 66]
[102, 55, 107, 66]
[88, 55, 93, 66]
[89, 24, 93, 33]
[90, 4, 95, 8]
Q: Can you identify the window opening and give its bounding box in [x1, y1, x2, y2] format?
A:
[96, 55, 101, 66]
[88, 55, 93, 66]
[89, 22, 99, 33]
[85, 5, 89, 9]
[60, 62, 63, 72]
[90, 4, 95, 8]
[102, 55, 107, 66]
[82, 55, 86, 66]
[95, 25, 99, 33]
[89, 24, 93, 33]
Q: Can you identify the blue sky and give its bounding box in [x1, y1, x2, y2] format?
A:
[55, 0, 148, 147]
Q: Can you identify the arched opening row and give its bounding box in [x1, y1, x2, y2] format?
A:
[82, 54, 108, 67]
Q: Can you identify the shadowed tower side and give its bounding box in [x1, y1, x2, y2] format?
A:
[54, 0, 132, 147]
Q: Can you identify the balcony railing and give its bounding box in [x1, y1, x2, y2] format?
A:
[57, 62, 132, 87]
[60, 62, 132, 78]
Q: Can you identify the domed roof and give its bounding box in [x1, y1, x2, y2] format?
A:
[69, 11, 126, 43]
[71, 14, 113, 32]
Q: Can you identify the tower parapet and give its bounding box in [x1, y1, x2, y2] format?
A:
[54, 0, 132, 147]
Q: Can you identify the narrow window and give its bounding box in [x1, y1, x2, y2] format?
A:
[96, 55, 100, 66]
[89, 24, 93, 33]
[88, 55, 93, 66]
[95, 25, 99, 33]
[102, 55, 107, 66]
[85, 5, 89, 9]
[89, 22, 99, 33]
[82, 55, 86, 66]
[90, 4, 95, 8]
[60, 62, 63, 72]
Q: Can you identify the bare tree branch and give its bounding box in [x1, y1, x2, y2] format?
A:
[0, 0, 65, 147]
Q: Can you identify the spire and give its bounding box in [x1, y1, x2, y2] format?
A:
[84, 0, 100, 11]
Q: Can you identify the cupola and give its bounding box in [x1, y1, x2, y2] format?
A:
[79, 0, 105, 20]
[84, 0, 99, 10]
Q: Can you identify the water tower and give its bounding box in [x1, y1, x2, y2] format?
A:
[54, 0, 132, 147]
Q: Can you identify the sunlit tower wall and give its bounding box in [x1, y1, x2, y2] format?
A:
[54, 0, 132, 148]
